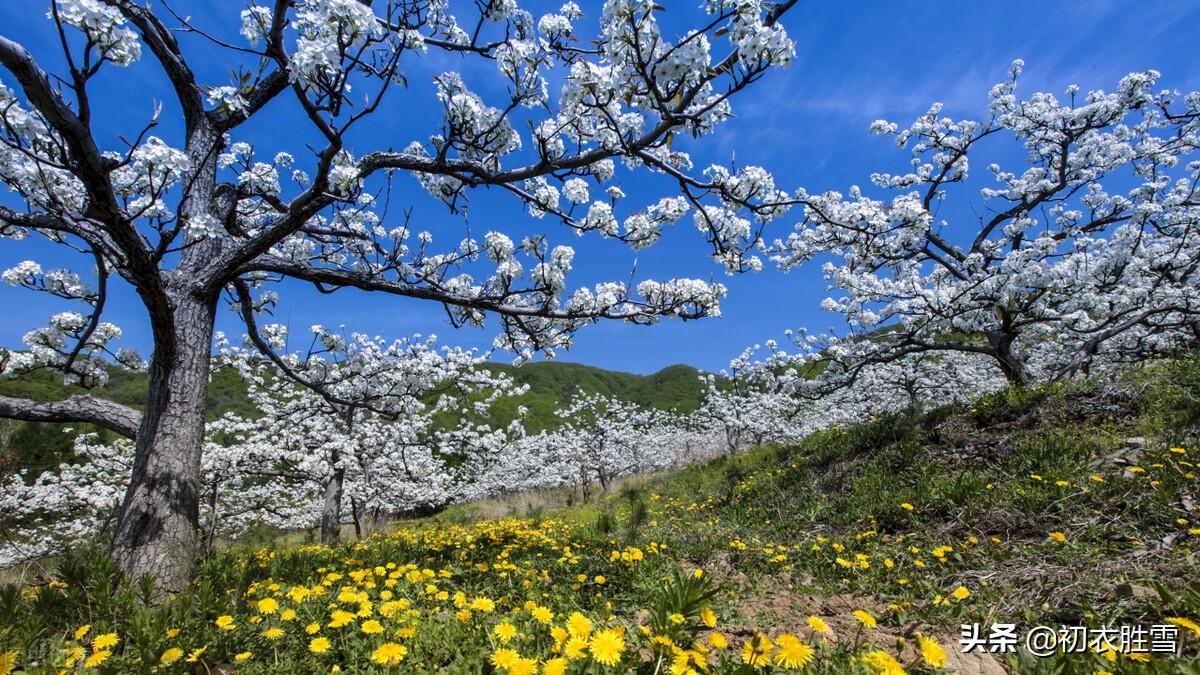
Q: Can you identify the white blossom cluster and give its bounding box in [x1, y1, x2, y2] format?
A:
[771, 63, 1200, 385]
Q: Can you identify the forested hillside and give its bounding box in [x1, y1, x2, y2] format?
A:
[0, 361, 706, 475]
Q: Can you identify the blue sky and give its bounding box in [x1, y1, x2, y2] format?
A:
[2, 0, 1198, 375]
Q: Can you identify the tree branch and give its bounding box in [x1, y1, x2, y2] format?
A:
[0, 393, 141, 439]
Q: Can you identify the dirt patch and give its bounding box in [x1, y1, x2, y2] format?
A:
[730, 580, 1008, 673]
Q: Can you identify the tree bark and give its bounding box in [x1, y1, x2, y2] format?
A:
[986, 323, 1029, 385]
[320, 463, 345, 545]
[110, 295, 216, 591]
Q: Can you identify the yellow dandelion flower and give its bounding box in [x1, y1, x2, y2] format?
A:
[807, 615, 830, 634]
[160, 647, 184, 665]
[73, 624, 91, 640]
[709, 631, 729, 649]
[741, 633, 772, 668]
[257, 597, 279, 614]
[470, 597, 496, 613]
[853, 609, 877, 629]
[566, 612, 592, 638]
[186, 647, 207, 663]
[309, 637, 331, 654]
[773, 634, 814, 668]
[1166, 617, 1200, 637]
[361, 619, 384, 635]
[494, 621, 518, 644]
[508, 657, 537, 675]
[700, 607, 718, 628]
[166, 628, 181, 638]
[0, 652, 16, 675]
[1049, 531, 1068, 543]
[234, 651, 252, 662]
[214, 615, 236, 631]
[371, 642, 407, 667]
[590, 628, 625, 667]
[918, 634, 947, 667]
[93, 633, 119, 650]
[529, 606, 553, 625]
[490, 648, 520, 669]
[564, 636, 589, 659]
[84, 649, 111, 668]
[305, 622, 321, 635]
[64, 646, 85, 667]
[543, 657, 568, 675]
[951, 585, 971, 600]
[860, 649, 905, 674]
[264, 627, 285, 640]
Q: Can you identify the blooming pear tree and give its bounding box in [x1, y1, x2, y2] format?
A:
[772, 63, 1200, 389]
[550, 391, 680, 495]
[0, 0, 798, 588]
[217, 327, 525, 544]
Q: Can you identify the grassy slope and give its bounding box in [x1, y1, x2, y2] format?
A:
[2, 356, 1197, 673]
[439, 354, 1200, 671]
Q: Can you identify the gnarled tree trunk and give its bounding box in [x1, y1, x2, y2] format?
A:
[110, 294, 216, 591]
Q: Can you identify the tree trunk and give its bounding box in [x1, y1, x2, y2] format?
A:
[110, 296, 216, 592]
[320, 462, 345, 545]
[350, 496, 363, 539]
[986, 327, 1029, 385]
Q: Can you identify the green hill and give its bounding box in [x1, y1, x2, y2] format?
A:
[0, 360, 706, 474]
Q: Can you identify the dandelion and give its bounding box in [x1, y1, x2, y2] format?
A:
[773, 634, 814, 668]
[264, 627, 285, 640]
[0, 652, 15, 675]
[235, 651, 252, 662]
[64, 646, 85, 667]
[508, 657, 538, 675]
[371, 642, 407, 667]
[1166, 617, 1200, 637]
[305, 622, 321, 634]
[564, 636, 589, 659]
[860, 649, 905, 674]
[215, 615, 236, 631]
[543, 657, 568, 675]
[594, 575, 606, 584]
[853, 609, 877, 629]
[700, 607, 718, 628]
[918, 634, 947, 667]
[709, 632, 729, 649]
[257, 597, 280, 614]
[494, 621, 518, 643]
[590, 628, 625, 666]
[166, 628, 181, 638]
[490, 648, 520, 669]
[807, 616, 830, 634]
[93, 633, 119, 650]
[470, 597, 496, 612]
[161, 647, 184, 665]
[73, 624, 91, 640]
[186, 647, 207, 663]
[531, 606, 554, 624]
[361, 620, 384, 635]
[741, 633, 773, 668]
[84, 650, 112, 668]
[900, 502, 914, 511]
[567, 612, 592, 638]
[951, 585, 971, 600]
[309, 637, 331, 654]
[1049, 531, 1068, 543]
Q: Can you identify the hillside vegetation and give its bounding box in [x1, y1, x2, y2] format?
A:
[2, 355, 1198, 673]
[0, 361, 705, 476]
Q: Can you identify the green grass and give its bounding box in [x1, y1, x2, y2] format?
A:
[1, 356, 1199, 673]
